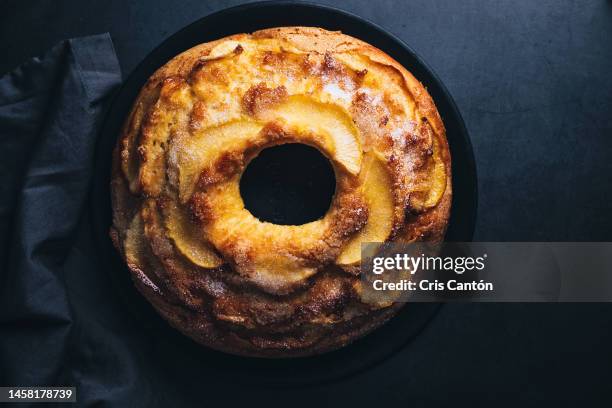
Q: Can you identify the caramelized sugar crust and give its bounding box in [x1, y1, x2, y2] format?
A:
[110, 27, 452, 357]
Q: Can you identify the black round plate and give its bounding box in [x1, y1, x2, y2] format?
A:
[90, 0, 477, 386]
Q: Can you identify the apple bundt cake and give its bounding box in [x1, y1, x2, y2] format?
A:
[110, 27, 451, 357]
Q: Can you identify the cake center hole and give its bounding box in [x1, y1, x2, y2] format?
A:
[240, 143, 336, 225]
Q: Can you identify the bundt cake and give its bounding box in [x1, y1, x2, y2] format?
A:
[110, 27, 451, 357]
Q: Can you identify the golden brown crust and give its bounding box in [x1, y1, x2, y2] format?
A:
[111, 27, 451, 357]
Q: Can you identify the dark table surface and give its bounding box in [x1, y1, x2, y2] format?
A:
[2, 0, 612, 405]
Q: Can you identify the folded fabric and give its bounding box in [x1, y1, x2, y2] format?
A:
[0, 33, 121, 395]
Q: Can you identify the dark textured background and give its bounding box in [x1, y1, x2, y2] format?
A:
[2, 0, 612, 406]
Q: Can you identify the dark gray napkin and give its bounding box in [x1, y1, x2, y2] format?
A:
[0, 33, 122, 394]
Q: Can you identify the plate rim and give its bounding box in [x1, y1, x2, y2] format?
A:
[89, 0, 477, 386]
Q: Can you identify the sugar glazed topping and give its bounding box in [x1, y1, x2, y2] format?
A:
[111, 27, 451, 357]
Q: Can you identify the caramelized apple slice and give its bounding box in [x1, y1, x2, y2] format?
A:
[263, 95, 362, 175]
[164, 203, 223, 269]
[409, 135, 447, 211]
[172, 120, 263, 202]
[337, 152, 395, 265]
